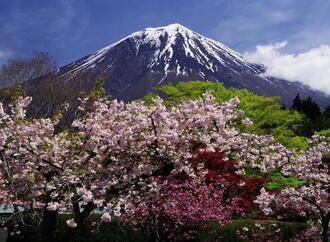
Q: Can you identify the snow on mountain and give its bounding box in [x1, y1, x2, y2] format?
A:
[63, 23, 260, 77]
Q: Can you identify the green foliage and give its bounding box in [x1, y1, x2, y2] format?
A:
[244, 167, 264, 178]
[145, 81, 305, 148]
[89, 79, 107, 100]
[265, 171, 306, 191]
[197, 219, 308, 242]
[284, 136, 310, 150]
[0, 84, 24, 104]
[244, 168, 306, 191]
[317, 129, 330, 137]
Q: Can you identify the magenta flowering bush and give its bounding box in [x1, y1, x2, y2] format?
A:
[133, 176, 241, 241]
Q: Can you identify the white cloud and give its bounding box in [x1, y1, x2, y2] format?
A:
[244, 42, 330, 95]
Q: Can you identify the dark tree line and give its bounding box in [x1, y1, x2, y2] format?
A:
[291, 94, 330, 137]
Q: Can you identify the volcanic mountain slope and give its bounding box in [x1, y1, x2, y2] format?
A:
[26, 23, 329, 116]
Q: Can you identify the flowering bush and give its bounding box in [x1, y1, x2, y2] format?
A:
[292, 225, 322, 242]
[195, 150, 270, 212]
[133, 177, 240, 241]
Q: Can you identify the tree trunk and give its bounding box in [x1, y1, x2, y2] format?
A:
[74, 202, 95, 230]
[40, 210, 57, 242]
[322, 213, 330, 242]
[61, 201, 96, 241]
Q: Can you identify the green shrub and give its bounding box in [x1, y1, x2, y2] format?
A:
[198, 219, 308, 242]
[265, 171, 306, 190]
[317, 128, 330, 137]
[284, 136, 310, 150]
[244, 168, 306, 191]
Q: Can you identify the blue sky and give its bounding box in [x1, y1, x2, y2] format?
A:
[0, 0, 330, 66]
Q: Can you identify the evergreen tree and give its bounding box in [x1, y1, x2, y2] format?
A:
[291, 95, 325, 136]
[323, 105, 330, 118]
[291, 93, 302, 112]
[301, 96, 321, 121]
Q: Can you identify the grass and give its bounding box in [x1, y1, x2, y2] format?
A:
[54, 215, 308, 242]
[198, 219, 308, 242]
[0, 213, 309, 241]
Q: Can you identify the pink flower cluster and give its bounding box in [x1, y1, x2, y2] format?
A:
[133, 177, 240, 241]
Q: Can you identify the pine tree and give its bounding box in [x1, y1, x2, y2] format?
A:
[291, 93, 302, 112]
[323, 105, 330, 118]
[301, 96, 321, 121]
[291, 95, 323, 137]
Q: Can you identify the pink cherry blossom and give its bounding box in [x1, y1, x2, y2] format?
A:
[66, 219, 77, 228]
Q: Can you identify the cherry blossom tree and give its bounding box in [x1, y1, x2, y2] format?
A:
[0, 96, 65, 241]
[0, 93, 242, 240]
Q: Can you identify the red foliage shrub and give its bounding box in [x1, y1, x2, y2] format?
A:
[193, 151, 270, 212]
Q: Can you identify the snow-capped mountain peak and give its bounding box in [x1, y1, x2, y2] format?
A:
[54, 23, 330, 108]
[127, 23, 259, 75]
[64, 23, 259, 77]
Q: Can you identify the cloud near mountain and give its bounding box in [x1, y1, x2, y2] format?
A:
[244, 42, 330, 95]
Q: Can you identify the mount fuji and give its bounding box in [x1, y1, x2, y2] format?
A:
[26, 23, 330, 116]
